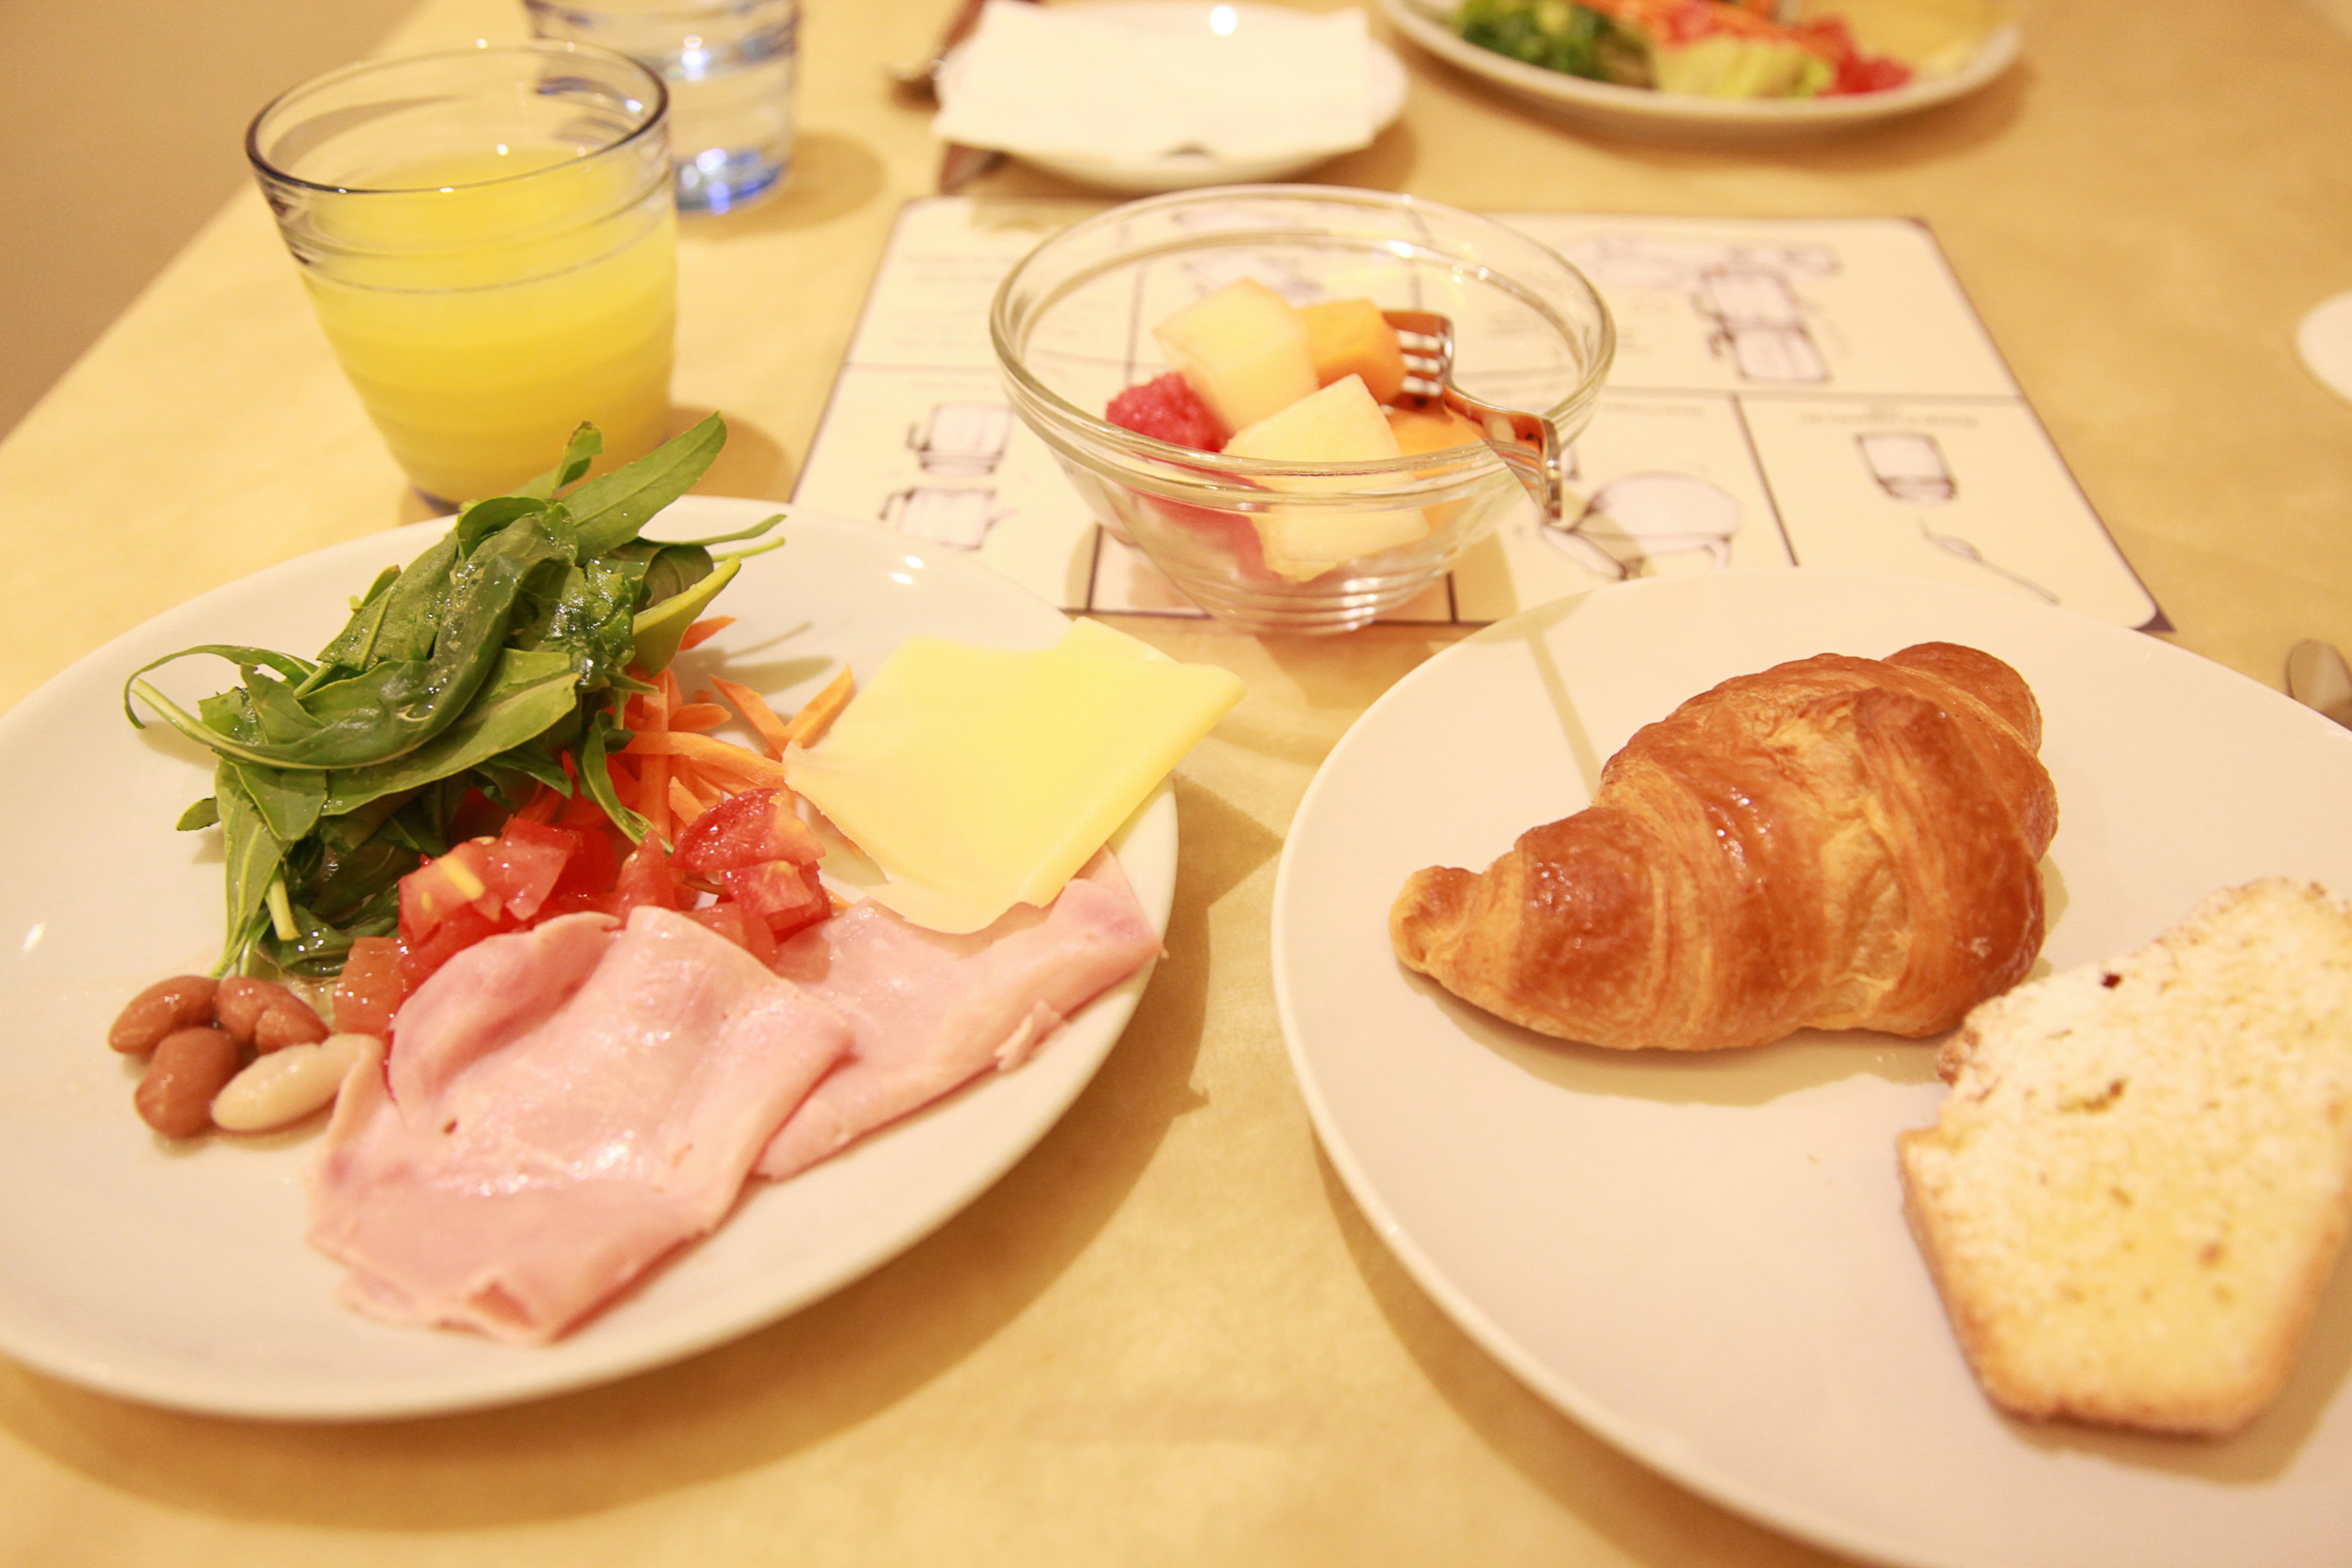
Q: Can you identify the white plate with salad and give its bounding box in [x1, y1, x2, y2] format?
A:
[0, 496, 1175, 1420]
[1378, 0, 2021, 138]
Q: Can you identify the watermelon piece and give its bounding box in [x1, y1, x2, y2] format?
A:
[1106, 372, 1230, 453]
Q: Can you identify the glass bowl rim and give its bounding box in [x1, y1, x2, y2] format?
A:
[988, 183, 1616, 485]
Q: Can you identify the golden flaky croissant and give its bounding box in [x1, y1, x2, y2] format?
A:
[1390, 643, 2058, 1052]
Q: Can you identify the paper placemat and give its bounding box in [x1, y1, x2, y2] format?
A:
[794, 197, 2162, 630]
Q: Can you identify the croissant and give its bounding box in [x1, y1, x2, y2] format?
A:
[1390, 642, 2058, 1052]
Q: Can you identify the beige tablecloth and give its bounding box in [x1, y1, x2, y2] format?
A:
[3, 1, 2350, 1563]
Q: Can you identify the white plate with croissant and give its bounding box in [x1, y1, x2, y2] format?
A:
[1273, 569, 2352, 1568]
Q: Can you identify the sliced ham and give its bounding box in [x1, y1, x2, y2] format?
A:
[755, 851, 1161, 1181]
[309, 908, 853, 1343]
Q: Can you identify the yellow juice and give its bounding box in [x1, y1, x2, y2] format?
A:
[301, 146, 676, 503]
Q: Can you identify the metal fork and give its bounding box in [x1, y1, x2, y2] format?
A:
[1384, 309, 1564, 524]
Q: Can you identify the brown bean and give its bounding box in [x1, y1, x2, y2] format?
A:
[214, 976, 305, 1047]
[254, 1004, 330, 1054]
[134, 1027, 239, 1137]
[107, 976, 217, 1056]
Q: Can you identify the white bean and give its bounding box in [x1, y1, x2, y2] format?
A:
[212, 1031, 376, 1133]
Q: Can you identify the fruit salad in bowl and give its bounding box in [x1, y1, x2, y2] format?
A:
[989, 186, 1614, 633]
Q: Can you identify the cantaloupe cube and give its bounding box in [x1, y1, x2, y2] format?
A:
[1224, 375, 1428, 579]
[1386, 404, 1485, 457]
[1152, 279, 1319, 433]
[1386, 405, 1488, 539]
[1300, 298, 1409, 405]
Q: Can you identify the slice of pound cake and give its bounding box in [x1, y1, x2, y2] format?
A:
[1898, 879, 2352, 1436]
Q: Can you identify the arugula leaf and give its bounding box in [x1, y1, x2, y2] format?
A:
[565, 412, 727, 557]
[228, 759, 327, 844]
[516, 423, 603, 501]
[315, 647, 581, 817]
[576, 699, 649, 842]
[213, 763, 287, 975]
[132, 417, 764, 977]
[631, 555, 742, 674]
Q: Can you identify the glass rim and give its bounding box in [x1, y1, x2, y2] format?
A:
[988, 184, 1616, 486]
[244, 40, 671, 198]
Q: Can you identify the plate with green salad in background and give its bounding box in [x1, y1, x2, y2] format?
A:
[1376, 0, 2019, 137]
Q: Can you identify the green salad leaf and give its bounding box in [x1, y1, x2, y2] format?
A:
[1453, 0, 1652, 87]
[125, 414, 782, 977]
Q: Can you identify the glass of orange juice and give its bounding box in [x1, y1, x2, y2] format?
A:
[247, 43, 677, 505]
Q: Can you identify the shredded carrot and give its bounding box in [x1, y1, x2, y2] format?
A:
[646, 672, 680, 843]
[709, 676, 794, 761]
[678, 616, 735, 651]
[667, 702, 733, 733]
[781, 668, 856, 747]
[622, 731, 794, 790]
[667, 776, 706, 827]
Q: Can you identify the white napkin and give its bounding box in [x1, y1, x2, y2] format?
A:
[934, 2, 1377, 164]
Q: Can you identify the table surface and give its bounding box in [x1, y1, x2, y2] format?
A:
[4, 1, 2350, 1563]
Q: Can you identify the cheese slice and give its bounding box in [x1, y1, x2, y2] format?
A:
[783, 620, 1244, 933]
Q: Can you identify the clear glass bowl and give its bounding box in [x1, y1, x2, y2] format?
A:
[990, 186, 1615, 633]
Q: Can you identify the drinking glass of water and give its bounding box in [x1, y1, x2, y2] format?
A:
[526, 0, 799, 213]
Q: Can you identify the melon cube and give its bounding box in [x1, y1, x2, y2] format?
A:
[1223, 375, 1428, 579]
[1386, 404, 1486, 458]
[1301, 298, 1409, 405]
[1152, 279, 1319, 433]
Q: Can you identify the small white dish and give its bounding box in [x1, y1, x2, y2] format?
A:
[0, 501, 1175, 1419]
[1274, 569, 2352, 1568]
[2297, 290, 2352, 405]
[1378, 0, 2019, 140]
[941, 1, 1411, 194]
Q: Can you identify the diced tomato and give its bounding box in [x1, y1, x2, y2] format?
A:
[548, 827, 620, 901]
[673, 788, 824, 873]
[683, 902, 747, 945]
[557, 788, 613, 831]
[483, 818, 579, 922]
[613, 837, 686, 916]
[1790, 16, 1912, 94]
[398, 839, 500, 944]
[719, 859, 826, 924]
[398, 901, 508, 992]
[535, 890, 620, 921]
[679, 900, 775, 963]
[736, 904, 783, 963]
[1659, 0, 1727, 43]
[448, 786, 510, 845]
[1832, 51, 1910, 93]
[333, 936, 406, 1038]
